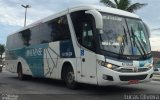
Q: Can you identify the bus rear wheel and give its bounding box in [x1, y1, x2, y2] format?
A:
[65, 67, 78, 89]
[17, 64, 25, 80]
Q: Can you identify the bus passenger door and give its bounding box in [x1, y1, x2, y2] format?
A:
[80, 22, 97, 84]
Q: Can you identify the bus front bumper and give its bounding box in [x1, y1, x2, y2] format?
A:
[97, 67, 153, 86]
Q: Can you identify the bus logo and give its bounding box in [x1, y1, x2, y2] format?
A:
[133, 67, 138, 72]
[26, 48, 43, 57]
[81, 49, 84, 56]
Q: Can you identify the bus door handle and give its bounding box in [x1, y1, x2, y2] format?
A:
[82, 58, 85, 62]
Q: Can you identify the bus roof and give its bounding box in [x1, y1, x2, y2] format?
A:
[69, 5, 139, 18]
[9, 5, 140, 36]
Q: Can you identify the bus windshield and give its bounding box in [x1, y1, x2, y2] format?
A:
[99, 13, 151, 57]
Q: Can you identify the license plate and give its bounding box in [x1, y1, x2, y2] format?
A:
[129, 80, 139, 84]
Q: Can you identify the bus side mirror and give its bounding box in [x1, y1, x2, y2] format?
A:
[85, 10, 103, 30]
[143, 22, 151, 38]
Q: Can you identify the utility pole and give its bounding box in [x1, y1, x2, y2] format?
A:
[21, 5, 31, 27]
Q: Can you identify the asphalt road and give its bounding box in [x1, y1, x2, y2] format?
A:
[0, 68, 160, 100]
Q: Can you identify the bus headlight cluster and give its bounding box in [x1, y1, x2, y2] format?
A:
[97, 60, 120, 69]
[147, 64, 153, 69]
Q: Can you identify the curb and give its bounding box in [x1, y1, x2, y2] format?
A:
[152, 74, 160, 81]
[152, 79, 160, 81]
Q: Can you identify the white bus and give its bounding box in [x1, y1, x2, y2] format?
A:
[6, 5, 153, 89]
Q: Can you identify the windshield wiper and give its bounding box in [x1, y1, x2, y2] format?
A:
[123, 26, 128, 45]
[119, 36, 125, 59]
[138, 24, 148, 52]
[119, 26, 128, 59]
[131, 27, 147, 58]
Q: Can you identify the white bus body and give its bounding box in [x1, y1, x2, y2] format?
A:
[6, 5, 153, 89]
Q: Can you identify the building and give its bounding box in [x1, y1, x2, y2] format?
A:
[152, 51, 160, 66]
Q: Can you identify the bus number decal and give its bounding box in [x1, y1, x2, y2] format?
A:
[122, 62, 133, 66]
[62, 52, 73, 57]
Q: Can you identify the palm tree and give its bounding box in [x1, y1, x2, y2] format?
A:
[100, 0, 147, 13]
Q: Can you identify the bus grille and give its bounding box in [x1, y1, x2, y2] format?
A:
[119, 74, 147, 81]
[138, 68, 149, 72]
[115, 68, 149, 73]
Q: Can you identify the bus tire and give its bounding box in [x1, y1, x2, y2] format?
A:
[65, 66, 78, 89]
[17, 63, 25, 80]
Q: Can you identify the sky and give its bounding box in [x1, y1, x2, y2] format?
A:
[0, 0, 160, 51]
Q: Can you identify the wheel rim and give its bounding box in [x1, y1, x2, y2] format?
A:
[67, 72, 75, 84]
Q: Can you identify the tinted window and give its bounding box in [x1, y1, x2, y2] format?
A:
[19, 29, 31, 46]
[48, 16, 71, 42]
[22, 15, 70, 46]
[39, 23, 52, 43]
[30, 23, 52, 45]
[7, 15, 71, 49]
[71, 11, 95, 51]
[6, 33, 24, 50]
[81, 22, 94, 49]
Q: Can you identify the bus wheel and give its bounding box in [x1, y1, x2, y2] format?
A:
[65, 67, 78, 89]
[17, 64, 24, 80]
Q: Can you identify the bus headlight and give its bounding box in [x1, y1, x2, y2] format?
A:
[147, 64, 153, 69]
[97, 60, 120, 69]
[106, 64, 112, 69]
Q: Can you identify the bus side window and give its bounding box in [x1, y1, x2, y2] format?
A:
[71, 11, 95, 51]
[19, 29, 31, 46]
[81, 22, 94, 50]
[48, 16, 71, 42]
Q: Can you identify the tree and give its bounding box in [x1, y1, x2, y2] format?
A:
[100, 0, 147, 13]
[0, 44, 5, 69]
[0, 44, 5, 64]
[0, 44, 5, 59]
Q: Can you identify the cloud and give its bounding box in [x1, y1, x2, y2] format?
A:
[0, 1, 31, 26]
[0, 24, 20, 44]
[0, 0, 159, 28]
[150, 31, 160, 51]
[0, 0, 160, 51]
[0, 1, 53, 26]
[0, 0, 101, 44]
[0, 0, 100, 27]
